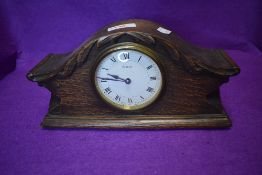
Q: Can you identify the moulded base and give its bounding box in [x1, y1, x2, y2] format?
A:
[41, 113, 231, 129]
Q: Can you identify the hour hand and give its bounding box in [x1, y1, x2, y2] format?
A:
[107, 73, 125, 81]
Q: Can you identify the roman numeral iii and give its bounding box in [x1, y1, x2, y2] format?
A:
[146, 87, 154, 92]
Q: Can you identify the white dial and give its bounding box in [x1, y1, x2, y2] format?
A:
[94, 48, 163, 110]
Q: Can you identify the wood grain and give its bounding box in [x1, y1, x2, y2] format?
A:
[42, 114, 231, 129]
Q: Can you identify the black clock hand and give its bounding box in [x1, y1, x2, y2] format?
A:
[97, 76, 131, 84]
[107, 74, 131, 84]
[107, 73, 126, 81]
[97, 77, 125, 82]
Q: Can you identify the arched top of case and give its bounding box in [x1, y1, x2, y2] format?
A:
[27, 19, 240, 82]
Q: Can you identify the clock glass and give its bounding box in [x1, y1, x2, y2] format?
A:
[94, 47, 163, 110]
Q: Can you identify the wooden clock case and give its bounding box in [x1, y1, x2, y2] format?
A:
[27, 19, 240, 129]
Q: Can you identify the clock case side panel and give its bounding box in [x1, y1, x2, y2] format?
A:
[41, 33, 232, 129]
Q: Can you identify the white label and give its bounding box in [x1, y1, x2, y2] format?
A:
[157, 27, 172, 34]
[107, 23, 136, 32]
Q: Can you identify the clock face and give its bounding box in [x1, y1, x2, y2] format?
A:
[94, 47, 163, 110]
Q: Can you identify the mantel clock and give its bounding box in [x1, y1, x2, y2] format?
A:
[27, 19, 240, 129]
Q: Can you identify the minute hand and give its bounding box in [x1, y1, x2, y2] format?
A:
[96, 77, 125, 82]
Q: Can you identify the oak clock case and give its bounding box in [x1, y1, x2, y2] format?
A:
[27, 19, 240, 129]
[92, 43, 164, 111]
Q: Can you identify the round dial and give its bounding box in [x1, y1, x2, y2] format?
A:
[94, 47, 163, 110]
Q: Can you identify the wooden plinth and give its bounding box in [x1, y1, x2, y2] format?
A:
[41, 114, 231, 129]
